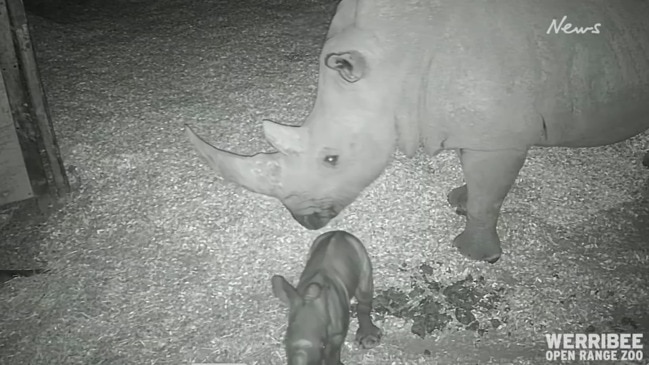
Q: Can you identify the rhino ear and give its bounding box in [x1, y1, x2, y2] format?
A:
[325, 51, 366, 83]
[263, 120, 305, 155]
[303, 283, 323, 302]
[272, 275, 301, 306]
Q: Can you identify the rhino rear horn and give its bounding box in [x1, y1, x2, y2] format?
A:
[263, 120, 305, 155]
[185, 125, 283, 197]
[325, 51, 366, 83]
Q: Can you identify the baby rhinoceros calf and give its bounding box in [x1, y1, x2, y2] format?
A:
[272, 230, 382, 365]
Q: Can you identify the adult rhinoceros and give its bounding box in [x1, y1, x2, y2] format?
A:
[186, 0, 649, 263]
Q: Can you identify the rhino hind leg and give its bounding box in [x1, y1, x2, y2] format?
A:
[452, 148, 528, 263]
[448, 184, 468, 215]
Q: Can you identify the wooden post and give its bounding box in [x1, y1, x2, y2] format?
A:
[0, 60, 33, 204]
[0, 0, 70, 207]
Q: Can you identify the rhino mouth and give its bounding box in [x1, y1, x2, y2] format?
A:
[289, 208, 338, 230]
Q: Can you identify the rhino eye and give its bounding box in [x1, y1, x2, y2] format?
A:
[324, 155, 338, 166]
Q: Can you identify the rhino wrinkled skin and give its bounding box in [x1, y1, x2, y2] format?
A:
[186, 0, 649, 263]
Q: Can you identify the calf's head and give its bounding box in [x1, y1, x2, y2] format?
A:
[271, 275, 346, 365]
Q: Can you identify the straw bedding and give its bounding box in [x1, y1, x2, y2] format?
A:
[1, 0, 648, 364]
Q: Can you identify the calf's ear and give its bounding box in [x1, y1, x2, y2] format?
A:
[271, 275, 300, 306]
[303, 282, 323, 302]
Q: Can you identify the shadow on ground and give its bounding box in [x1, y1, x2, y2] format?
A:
[0, 198, 56, 284]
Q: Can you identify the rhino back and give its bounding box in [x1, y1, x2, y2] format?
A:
[524, 0, 649, 148]
[298, 232, 365, 295]
[357, 0, 649, 152]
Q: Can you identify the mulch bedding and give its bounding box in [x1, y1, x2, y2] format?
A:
[1, 0, 648, 364]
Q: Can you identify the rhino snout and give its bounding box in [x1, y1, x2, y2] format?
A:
[290, 209, 337, 230]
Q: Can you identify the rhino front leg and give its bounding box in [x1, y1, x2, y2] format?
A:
[449, 148, 528, 263]
[354, 287, 382, 349]
[324, 344, 343, 365]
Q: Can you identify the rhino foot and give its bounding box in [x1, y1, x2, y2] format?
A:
[355, 324, 382, 349]
[453, 226, 502, 263]
[448, 184, 468, 216]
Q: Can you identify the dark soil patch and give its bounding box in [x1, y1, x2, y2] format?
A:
[366, 264, 507, 338]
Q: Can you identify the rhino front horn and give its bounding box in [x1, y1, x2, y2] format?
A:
[185, 125, 283, 197]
